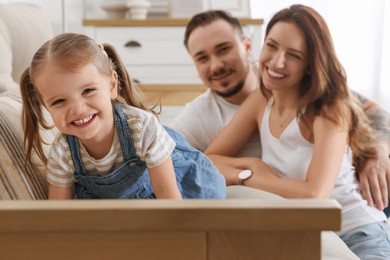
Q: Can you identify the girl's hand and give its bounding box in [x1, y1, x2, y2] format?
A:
[148, 157, 182, 199]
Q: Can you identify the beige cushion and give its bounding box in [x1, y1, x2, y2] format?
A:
[0, 89, 57, 199]
[0, 89, 45, 199]
[0, 3, 53, 93]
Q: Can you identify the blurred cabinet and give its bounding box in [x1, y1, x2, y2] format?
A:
[83, 18, 263, 84]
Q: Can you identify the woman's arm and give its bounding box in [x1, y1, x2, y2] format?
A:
[205, 89, 279, 184]
[206, 89, 262, 157]
[148, 157, 182, 199]
[206, 88, 348, 198]
[352, 90, 390, 210]
[48, 184, 73, 199]
[239, 115, 349, 198]
[206, 154, 279, 185]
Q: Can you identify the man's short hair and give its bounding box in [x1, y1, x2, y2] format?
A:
[184, 10, 244, 49]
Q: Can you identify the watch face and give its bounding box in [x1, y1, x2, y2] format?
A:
[239, 169, 252, 179]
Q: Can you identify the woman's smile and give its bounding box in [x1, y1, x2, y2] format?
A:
[267, 68, 286, 79]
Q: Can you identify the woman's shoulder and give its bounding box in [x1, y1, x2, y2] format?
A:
[245, 88, 269, 115]
[248, 88, 268, 103]
[314, 102, 351, 132]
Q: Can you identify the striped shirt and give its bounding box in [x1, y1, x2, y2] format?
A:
[46, 105, 175, 188]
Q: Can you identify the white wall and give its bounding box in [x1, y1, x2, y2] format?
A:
[40, 0, 85, 35]
[250, 0, 390, 111]
[38, 0, 390, 110]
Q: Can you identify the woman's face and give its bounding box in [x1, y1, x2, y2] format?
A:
[259, 21, 309, 94]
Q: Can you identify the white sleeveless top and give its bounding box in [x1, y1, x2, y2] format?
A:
[260, 98, 386, 232]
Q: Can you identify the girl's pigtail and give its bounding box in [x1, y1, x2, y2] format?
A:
[20, 68, 52, 167]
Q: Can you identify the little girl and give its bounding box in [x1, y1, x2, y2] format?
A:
[20, 33, 226, 200]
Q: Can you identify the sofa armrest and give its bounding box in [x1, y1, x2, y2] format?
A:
[0, 199, 341, 259]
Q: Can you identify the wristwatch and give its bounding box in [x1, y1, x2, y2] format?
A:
[238, 169, 253, 185]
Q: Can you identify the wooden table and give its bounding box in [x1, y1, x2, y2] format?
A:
[0, 199, 341, 260]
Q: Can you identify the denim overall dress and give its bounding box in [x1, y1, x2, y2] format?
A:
[66, 102, 226, 199]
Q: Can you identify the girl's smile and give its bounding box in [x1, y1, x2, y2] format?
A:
[71, 113, 96, 126]
[35, 62, 118, 150]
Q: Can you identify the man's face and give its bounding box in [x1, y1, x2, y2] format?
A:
[187, 19, 252, 97]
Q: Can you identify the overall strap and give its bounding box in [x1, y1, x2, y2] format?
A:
[114, 102, 138, 161]
[66, 102, 138, 175]
[66, 135, 87, 176]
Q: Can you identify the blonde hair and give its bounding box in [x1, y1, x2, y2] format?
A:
[20, 33, 155, 166]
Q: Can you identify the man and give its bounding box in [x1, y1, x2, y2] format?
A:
[170, 10, 390, 212]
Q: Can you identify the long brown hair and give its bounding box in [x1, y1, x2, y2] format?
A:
[20, 33, 154, 166]
[260, 4, 376, 172]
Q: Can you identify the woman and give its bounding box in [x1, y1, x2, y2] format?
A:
[205, 4, 390, 259]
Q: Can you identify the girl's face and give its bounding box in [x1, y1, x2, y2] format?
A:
[259, 21, 308, 94]
[35, 62, 118, 145]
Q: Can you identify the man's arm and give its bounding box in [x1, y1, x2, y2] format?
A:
[352, 90, 390, 210]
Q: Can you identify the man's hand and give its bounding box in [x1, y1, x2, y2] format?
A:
[358, 142, 390, 210]
[352, 90, 390, 210]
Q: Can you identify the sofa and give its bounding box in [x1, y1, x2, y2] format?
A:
[0, 2, 363, 260]
[0, 2, 54, 199]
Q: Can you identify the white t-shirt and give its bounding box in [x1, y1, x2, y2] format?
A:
[170, 89, 261, 158]
[47, 104, 175, 188]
